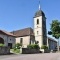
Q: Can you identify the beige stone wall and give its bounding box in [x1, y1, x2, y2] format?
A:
[35, 36, 43, 47]
[16, 36, 30, 48]
[34, 28, 42, 36]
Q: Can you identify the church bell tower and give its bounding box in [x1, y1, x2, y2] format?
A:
[34, 2, 47, 47]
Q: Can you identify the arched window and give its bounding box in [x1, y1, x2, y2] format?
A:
[37, 19, 39, 24]
[20, 38, 23, 45]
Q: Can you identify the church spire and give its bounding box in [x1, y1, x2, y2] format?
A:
[39, 1, 41, 10]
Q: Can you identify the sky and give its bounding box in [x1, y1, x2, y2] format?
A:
[0, 0, 60, 34]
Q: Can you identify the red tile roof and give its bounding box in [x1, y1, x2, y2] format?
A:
[0, 30, 16, 37]
[11, 27, 34, 37]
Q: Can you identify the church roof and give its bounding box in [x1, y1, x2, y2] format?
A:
[34, 10, 45, 18]
[0, 30, 15, 37]
[11, 27, 34, 37]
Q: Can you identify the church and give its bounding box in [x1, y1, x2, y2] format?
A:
[0, 4, 57, 50]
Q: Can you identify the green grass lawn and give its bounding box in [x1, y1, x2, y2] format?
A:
[10, 49, 20, 54]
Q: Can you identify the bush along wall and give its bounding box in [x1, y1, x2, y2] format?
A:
[41, 45, 48, 49]
[41, 45, 50, 53]
[12, 43, 22, 53]
[27, 44, 40, 49]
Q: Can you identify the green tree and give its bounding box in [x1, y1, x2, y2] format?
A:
[48, 20, 60, 51]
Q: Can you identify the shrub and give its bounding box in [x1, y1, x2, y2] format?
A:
[14, 43, 22, 49]
[27, 44, 34, 49]
[41, 45, 48, 49]
[13, 47, 17, 51]
[11, 49, 20, 53]
[33, 44, 40, 49]
[27, 44, 40, 49]
[0, 44, 4, 47]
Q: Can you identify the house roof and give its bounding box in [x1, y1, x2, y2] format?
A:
[0, 30, 16, 37]
[48, 37, 57, 43]
[11, 27, 34, 37]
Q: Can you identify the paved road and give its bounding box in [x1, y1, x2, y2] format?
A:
[0, 53, 60, 60]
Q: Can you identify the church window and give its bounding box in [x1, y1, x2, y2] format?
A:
[37, 19, 39, 24]
[20, 38, 23, 45]
[37, 31, 39, 35]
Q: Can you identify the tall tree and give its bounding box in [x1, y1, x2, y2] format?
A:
[48, 20, 60, 51]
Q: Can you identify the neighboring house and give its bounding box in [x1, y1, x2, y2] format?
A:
[0, 30, 16, 48]
[47, 37, 57, 50]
